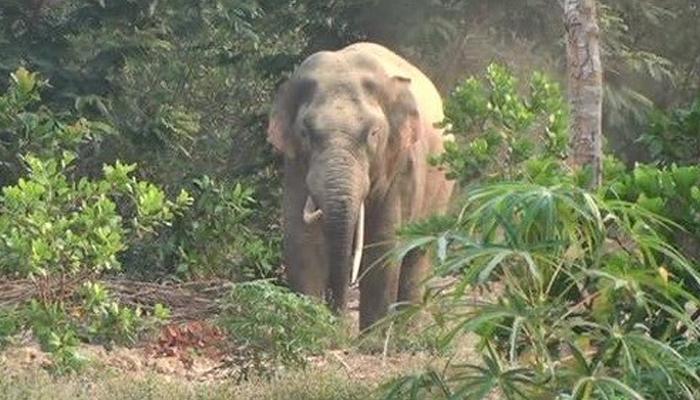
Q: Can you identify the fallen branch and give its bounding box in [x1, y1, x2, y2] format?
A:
[0, 278, 234, 321]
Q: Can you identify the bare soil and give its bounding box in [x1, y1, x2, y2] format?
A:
[0, 278, 482, 399]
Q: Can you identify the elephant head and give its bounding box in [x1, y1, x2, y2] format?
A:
[267, 51, 423, 311]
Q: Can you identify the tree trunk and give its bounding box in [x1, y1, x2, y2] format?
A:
[565, 0, 604, 188]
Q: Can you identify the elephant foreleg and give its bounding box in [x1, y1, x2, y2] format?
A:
[284, 223, 328, 298]
[283, 158, 328, 299]
[358, 200, 401, 331]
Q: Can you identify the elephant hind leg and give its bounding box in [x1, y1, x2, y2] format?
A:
[397, 248, 430, 303]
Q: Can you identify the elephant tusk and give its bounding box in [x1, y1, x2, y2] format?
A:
[350, 202, 364, 285]
[303, 196, 323, 224]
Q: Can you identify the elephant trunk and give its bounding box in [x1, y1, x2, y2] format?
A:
[323, 193, 364, 311]
[309, 150, 368, 312]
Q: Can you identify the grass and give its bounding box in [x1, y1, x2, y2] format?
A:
[0, 365, 373, 400]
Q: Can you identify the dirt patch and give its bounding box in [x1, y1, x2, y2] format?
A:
[1, 340, 441, 387]
[0, 278, 483, 395]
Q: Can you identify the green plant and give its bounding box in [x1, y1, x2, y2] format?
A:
[174, 177, 261, 278]
[0, 69, 191, 293]
[640, 96, 700, 166]
[0, 67, 113, 185]
[383, 183, 700, 399]
[0, 69, 182, 373]
[22, 300, 85, 374]
[44, 328, 85, 375]
[78, 282, 154, 346]
[126, 175, 281, 280]
[218, 280, 340, 379]
[440, 63, 700, 266]
[435, 63, 569, 185]
[0, 153, 191, 298]
[606, 163, 700, 264]
[0, 306, 22, 348]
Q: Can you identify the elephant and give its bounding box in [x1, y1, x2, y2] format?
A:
[267, 42, 454, 330]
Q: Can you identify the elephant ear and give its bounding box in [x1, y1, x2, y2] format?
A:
[386, 76, 421, 151]
[267, 80, 294, 155]
[380, 75, 422, 178]
[267, 79, 313, 157]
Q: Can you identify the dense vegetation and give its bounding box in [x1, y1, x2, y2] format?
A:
[0, 0, 699, 399]
[384, 66, 700, 399]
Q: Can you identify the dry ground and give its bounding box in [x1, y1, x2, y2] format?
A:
[0, 282, 480, 400]
[0, 342, 440, 400]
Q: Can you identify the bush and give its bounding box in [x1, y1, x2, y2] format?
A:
[78, 282, 170, 346]
[218, 280, 340, 379]
[0, 154, 191, 293]
[438, 63, 699, 266]
[382, 66, 700, 399]
[605, 163, 700, 264]
[435, 63, 569, 185]
[0, 306, 22, 348]
[125, 176, 281, 280]
[640, 96, 700, 166]
[0, 67, 113, 185]
[0, 69, 191, 290]
[384, 183, 700, 399]
[0, 69, 181, 373]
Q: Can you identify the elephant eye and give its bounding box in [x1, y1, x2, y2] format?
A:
[366, 126, 381, 150]
[299, 126, 315, 141]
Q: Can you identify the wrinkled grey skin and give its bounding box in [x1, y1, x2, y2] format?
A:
[267, 42, 454, 330]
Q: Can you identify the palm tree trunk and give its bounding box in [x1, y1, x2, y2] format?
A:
[565, 0, 603, 188]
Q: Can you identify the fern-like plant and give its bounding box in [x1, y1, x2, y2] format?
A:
[383, 183, 700, 399]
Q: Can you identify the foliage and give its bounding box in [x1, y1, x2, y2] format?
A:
[21, 299, 86, 374]
[78, 281, 170, 346]
[440, 65, 699, 262]
[0, 68, 191, 290]
[0, 306, 22, 349]
[0, 67, 113, 185]
[0, 69, 177, 373]
[607, 163, 700, 237]
[640, 96, 700, 166]
[0, 153, 191, 287]
[218, 280, 340, 379]
[384, 183, 700, 399]
[13, 285, 171, 374]
[435, 63, 571, 186]
[125, 176, 281, 280]
[629, 96, 700, 264]
[382, 64, 700, 399]
[0, 1, 302, 281]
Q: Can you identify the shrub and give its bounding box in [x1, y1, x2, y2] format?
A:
[79, 281, 154, 346]
[0, 67, 113, 186]
[0, 306, 22, 348]
[0, 69, 192, 291]
[168, 176, 280, 280]
[435, 63, 569, 186]
[384, 183, 700, 399]
[640, 96, 700, 166]
[0, 69, 181, 372]
[633, 97, 700, 263]
[123, 175, 282, 280]
[218, 280, 340, 379]
[605, 163, 700, 264]
[382, 66, 700, 399]
[0, 154, 191, 297]
[437, 63, 699, 271]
